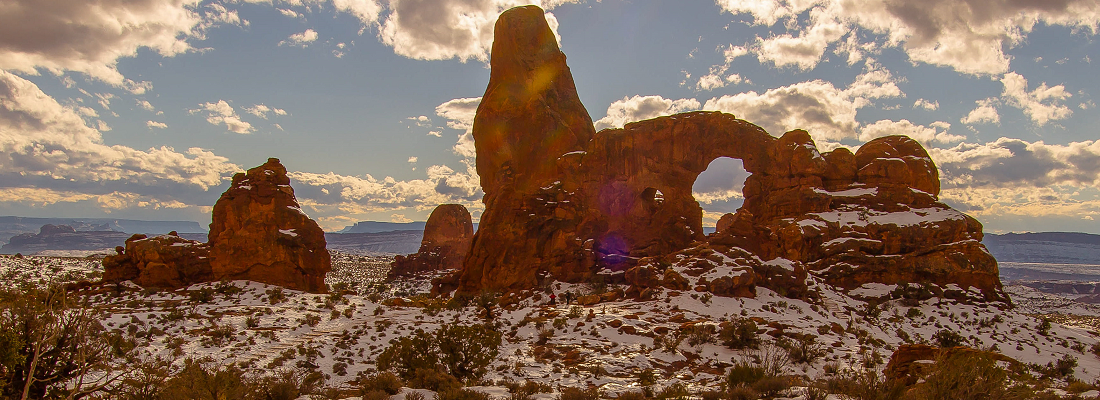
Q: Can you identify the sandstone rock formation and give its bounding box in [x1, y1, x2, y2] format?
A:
[208, 158, 331, 293]
[102, 233, 212, 289]
[458, 5, 597, 291]
[390, 204, 474, 279]
[452, 6, 1005, 302]
[103, 158, 331, 293]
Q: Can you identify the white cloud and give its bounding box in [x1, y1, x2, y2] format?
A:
[717, 0, 1100, 75]
[697, 73, 727, 91]
[406, 115, 431, 127]
[858, 119, 964, 145]
[147, 121, 168, 129]
[238, 0, 382, 24]
[407, 156, 418, 163]
[697, 45, 751, 91]
[281, 29, 319, 47]
[191, 100, 254, 134]
[702, 66, 903, 142]
[435, 97, 482, 159]
[288, 162, 483, 211]
[593, 95, 701, 131]
[75, 106, 98, 118]
[0, 71, 239, 198]
[244, 104, 287, 119]
[136, 100, 156, 112]
[932, 138, 1100, 189]
[377, 0, 580, 62]
[435, 97, 481, 132]
[961, 98, 1001, 125]
[913, 99, 939, 111]
[753, 8, 847, 70]
[391, 213, 413, 223]
[1000, 72, 1073, 125]
[0, 0, 254, 86]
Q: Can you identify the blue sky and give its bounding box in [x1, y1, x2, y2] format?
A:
[1, 0, 1098, 234]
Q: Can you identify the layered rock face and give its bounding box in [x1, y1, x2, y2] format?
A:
[103, 158, 330, 293]
[209, 158, 331, 293]
[455, 6, 1004, 302]
[458, 5, 597, 291]
[390, 204, 474, 279]
[102, 233, 213, 289]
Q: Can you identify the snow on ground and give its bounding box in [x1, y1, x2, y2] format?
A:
[3, 253, 1100, 398]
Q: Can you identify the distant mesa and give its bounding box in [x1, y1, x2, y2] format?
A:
[434, 5, 1004, 302]
[389, 204, 474, 280]
[339, 220, 427, 234]
[1, 224, 131, 254]
[0, 216, 205, 246]
[103, 158, 331, 293]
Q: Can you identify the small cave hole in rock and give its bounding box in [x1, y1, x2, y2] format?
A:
[692, 157, 750, 234]
[642, 187, 665, 206]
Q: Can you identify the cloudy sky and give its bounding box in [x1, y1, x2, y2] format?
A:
[1, 0, 1098, 234]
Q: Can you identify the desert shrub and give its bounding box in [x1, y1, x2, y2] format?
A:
[655, 382, 690, 400]
[266, 288, 287, 304]
[360, 371, 404, 395]
[908, 352, 1014, 400]
[504, 379, 553, 400]
[727, 362, 766, 387]
[726, 385, 758, 400]
[823, 368, 905, 400]
[190, 288, 215, 303]
[214, 281, 243, 297]
[436, 323, 502, 382]
[1037, 318, 1052, 336]
[685, 324, 717, 348]
[407, 391, 428, 400]
[378, 330, 437, 379]
[407, 367, 462, 392]
[558, 386, 601, 400]
[361, 389, 392, 400]
[439, 387, 492, 400]
[783, 334, 825, 364]
[159, 359, 250, 400]
[251, 368, 324, 400]
[719, 318, 760, 350]
[1029, 354, 1077, 380]
[615, 390, 649, 400]
[751, 376, 792, 398]
[0, 285, 120, 399]
[635, 368, 658, 387]
[932, 329, 966, 348]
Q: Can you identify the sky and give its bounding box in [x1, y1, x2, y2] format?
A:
[0, 0, 1098, 234]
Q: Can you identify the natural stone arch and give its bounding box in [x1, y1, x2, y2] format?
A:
[692, 156, 750, 233]
[577, 112, 779, 268]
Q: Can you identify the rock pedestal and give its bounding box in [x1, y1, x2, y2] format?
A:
[208, 158, 331, 293]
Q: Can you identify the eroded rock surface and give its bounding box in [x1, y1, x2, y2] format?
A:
[452, 6, 1005, 302]
[209, 158, 331, 293]
[103, 158, 330, 293]
[102, 233, 212, 289]
[390, 204, 474, 279]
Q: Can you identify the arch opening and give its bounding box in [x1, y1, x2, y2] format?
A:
[691, 157, 750, 234]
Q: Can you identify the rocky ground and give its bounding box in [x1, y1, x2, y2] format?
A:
[3, 253, 1100, 399]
